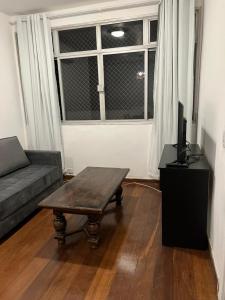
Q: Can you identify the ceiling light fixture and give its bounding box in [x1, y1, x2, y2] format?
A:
[111, 30, 125, 38]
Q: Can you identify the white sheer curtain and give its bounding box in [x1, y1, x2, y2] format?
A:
[148, 0, 195, 178]
[17, 14, 64, 167]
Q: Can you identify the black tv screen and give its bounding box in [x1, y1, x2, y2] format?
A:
[177, 102, 187, 163]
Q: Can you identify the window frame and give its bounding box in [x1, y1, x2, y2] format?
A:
[53, 16, 158, 124]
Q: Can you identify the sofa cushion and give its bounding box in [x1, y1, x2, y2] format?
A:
[0, 137, 30, 177]
[0, 164, 61, 220]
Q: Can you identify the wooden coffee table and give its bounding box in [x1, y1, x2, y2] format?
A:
[39, 167, 129, 248]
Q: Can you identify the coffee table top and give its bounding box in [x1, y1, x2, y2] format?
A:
[39, 167, 129, 214]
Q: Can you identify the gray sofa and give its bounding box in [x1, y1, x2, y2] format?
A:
[0, 136, 63, 239]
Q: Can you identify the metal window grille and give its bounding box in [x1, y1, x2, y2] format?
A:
[54, 18, 158, 122]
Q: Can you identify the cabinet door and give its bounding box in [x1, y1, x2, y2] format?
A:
[160, 169, 209, 250]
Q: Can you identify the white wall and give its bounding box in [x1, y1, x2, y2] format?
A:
[62, 124, 152, 178]
[197, 0, 225, 299]
[49, 1, 158, 178]
[0, 12, 25, 146]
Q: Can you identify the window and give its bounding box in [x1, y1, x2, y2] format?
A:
[53, 18, 158, 122]
[149, 20, 158, 43]
[58, 27, 97, 52]
[104, 52, 145, 120]
[61, 57, 100, 120]
[101, 20, 143, 49]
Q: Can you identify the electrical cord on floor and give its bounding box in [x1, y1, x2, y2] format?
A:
[123, 182, 161, 193]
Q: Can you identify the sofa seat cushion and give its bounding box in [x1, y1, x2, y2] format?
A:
[0, 165, 61, 220]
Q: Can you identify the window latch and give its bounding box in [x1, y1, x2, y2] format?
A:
[97, 85, 104, 93]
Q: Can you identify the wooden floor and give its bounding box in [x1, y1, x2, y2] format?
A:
[0, 183, 217, 300]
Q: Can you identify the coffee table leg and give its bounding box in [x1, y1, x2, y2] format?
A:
[86, 215, 101, 249]
[53, 210, 67, 246]
[115, 186, 123, 206]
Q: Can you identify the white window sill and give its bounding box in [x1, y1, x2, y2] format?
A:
[61, 120, 153, 126]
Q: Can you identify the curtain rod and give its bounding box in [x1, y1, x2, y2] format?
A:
[10, 0, 160, 25]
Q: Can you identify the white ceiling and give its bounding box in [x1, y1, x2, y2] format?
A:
[0, 0, 113, 15]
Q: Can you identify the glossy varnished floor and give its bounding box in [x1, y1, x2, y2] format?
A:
[0, 183, 217, 300]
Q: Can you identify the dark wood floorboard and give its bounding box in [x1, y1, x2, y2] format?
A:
[0, 183, 217, 300]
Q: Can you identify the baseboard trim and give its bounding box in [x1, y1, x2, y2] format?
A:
[123, 178, 159, 184]
[208, 241, 219, 296]
[63, 174, 74, 182]
[64, 174, 160, 187]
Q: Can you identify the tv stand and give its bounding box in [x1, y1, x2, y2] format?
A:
[159, 144, 210, 250]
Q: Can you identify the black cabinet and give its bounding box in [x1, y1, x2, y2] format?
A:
[159, 144, 210, 250]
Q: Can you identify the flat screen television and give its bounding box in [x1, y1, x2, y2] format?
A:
[177, 101, 187, 164]
[166, 101, 188, 167]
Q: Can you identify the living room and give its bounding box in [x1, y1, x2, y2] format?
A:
[0, 0, 224, 299]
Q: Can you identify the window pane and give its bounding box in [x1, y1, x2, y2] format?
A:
[148, 50, 156, 119]
[104, 52, 144, 120]
[61, 57, 100, 120]
[58, 27, 97, 53]
[150, 20, 158, 42]
[101, 21, 143, 49]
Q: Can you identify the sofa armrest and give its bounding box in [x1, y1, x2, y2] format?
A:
[25, 150, 62, 169]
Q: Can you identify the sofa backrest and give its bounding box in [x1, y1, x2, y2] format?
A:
[0, 136, 30, 177]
